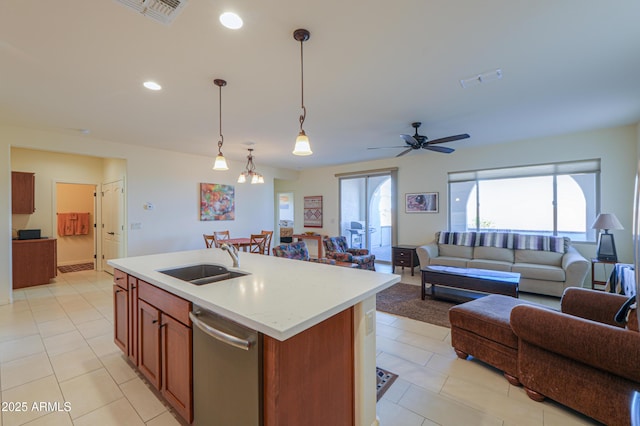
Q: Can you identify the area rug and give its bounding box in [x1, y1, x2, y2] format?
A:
[376, 367, 398, 401]
[57, 262, 94, 273]
[376, 283, 458, 328]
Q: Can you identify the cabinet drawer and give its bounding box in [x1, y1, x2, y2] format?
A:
[114, 269, 127, 287]
[138, 280, 191, 326]
[395, 258, 410, 266]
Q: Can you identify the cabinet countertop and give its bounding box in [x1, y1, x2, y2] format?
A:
[108, 248, 399, 341]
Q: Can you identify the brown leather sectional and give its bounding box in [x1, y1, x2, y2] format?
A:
[450, 288, 639, 425]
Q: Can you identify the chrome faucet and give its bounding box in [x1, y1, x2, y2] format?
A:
[220, 243, 240, 267]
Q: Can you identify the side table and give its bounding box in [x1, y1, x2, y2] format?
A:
[591, 258, 617, 290]
[392, 245, 420, 276]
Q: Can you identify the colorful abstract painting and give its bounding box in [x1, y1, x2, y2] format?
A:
[200, 183, 235, 221]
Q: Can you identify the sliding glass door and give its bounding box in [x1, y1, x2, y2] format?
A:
[338, 169, 397, 263]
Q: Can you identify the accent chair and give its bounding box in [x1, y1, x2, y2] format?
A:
[323, 236, 375, 270]
[272, 241, 335, 265]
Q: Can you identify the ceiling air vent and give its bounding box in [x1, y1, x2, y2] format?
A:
[114, 0, 188, 25]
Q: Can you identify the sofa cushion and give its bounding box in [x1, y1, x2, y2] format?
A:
[515, 249, 563, 266]
[468, 259, 513, 272]
[438, 231, 476, 246]
[513, 234, 568, 253]
[429, 256, 469, 268]
[512, 263, 565, 282]
[473, 246, 514, 263]
[439, 244, 473, 259]
[475, 232, 515, 249]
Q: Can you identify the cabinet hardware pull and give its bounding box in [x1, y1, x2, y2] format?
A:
[115, 289, 122, 293]
[116, 276, 124, 280]
[152, 319, 159, 324]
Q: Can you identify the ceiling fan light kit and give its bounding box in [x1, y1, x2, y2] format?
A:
[368, 121, 470, 157]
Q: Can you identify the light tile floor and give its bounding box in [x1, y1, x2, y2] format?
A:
[0, 266, 600, 425]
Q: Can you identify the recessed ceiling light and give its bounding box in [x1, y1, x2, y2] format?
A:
[143, 81, 162, 91]
[219, 12, 243, 29]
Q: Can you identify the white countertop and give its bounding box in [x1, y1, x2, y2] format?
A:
[108, 248, 400, 341]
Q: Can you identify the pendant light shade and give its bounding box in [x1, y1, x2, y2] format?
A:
[212, 78, 229, 171]
[292, 28, 313, 156]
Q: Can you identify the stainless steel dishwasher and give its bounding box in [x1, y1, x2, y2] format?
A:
[190, 305, 262, 425]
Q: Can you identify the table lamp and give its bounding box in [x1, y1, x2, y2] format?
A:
[591, 213, 623, 261]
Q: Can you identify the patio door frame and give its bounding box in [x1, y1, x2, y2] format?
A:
[336, 168, 398, 263]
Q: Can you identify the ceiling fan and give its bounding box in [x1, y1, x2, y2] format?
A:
[369, 122, 470, 157]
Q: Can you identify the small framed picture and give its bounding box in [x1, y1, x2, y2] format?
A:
[405, 192, 438, 213]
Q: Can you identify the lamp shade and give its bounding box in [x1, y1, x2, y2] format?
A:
[591, 213, 623, 231]
[292, 132, 312, 156]
[212, 154, 229, 171]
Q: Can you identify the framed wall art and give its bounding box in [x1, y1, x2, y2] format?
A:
[200, 183, 235, 221]
[405, 192, 438, 213]
[303, 196, 323, 227]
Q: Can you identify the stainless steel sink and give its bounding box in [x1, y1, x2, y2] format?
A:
[159, 264, 248, 285]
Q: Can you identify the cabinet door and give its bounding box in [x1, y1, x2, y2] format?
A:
[161, 314, 193, 423]
[128, 276, 138, 365]
[113, 284, 128, 354]
[138, 299, 161, 389]
[11, 171, 35, 214]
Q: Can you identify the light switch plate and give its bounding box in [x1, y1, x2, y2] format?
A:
[365, 309, 375, 335]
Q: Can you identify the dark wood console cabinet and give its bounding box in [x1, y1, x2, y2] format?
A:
[12, 238, 57, 288]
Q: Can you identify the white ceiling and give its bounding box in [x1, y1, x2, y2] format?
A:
[2, 0, 640, 170]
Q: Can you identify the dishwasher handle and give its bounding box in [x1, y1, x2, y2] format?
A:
[189, 311, 254, 351]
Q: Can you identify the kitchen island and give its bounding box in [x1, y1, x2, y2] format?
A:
[109, 248, 399, 425]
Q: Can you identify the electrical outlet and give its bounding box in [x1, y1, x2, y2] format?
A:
[365, 309, 375, 335]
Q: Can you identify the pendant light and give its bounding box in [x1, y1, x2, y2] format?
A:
[292, 28, 313, 156]
[237, 148, 264, 184]
[212, 78, 229, 170]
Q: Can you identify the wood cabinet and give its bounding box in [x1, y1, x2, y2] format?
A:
[263, 307, 354, 426]
[12, 239, 57, 288]
[113, 271, 128, 353]
[127, 275, 138, 365]
[12, 171, 35, 214]
[113, 270, 192, 423]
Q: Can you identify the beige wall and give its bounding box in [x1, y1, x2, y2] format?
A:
[276, 125, 639, 274]
[1, 124, 292, 304]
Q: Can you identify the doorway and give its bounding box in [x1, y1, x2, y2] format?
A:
[277, 192, 294, 244]
[338, 170, 397, 263]
[55, 183, 96, 269]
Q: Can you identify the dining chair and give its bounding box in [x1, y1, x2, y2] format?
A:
[260, 230, 274, 255]
[250, 234, 267, 254]
[203, 234, 216, 248]
[213, 230, 230, 248]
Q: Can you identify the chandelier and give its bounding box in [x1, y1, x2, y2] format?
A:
[237, 148, 264, 184]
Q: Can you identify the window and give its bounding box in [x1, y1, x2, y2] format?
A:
[448, 160, 600, 242]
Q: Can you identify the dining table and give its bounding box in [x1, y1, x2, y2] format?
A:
[224, 237, 252, 252]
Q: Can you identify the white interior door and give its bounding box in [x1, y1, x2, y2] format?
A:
[101, 180, 125, 274]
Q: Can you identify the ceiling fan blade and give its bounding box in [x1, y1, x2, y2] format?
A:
[428, 134, 470, 145]
[424, 145, 455, 154]
[367, 146, 409, 150]
[395, 148, 414, 157]
[400, 134, 419, 145]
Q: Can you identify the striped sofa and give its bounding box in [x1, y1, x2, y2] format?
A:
[416, 232, 590, 297]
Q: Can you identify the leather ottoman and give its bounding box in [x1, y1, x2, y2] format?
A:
[449, 295, 537, 385]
